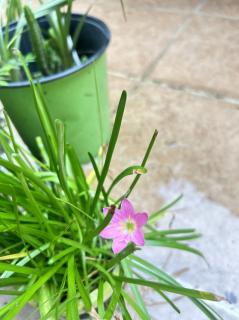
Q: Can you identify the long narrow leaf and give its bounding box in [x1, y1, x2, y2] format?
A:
[67, 255, 79, 319]
[115, 276, 223, 301]
[107, 165, 147, 196]
[91, 91, 127, 215]
[149, 194, 183, 223]
[4, 256, 69, 319]
[117, 129, 158, 203]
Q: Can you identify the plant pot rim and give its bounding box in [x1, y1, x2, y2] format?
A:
[1, 13, 111, 89]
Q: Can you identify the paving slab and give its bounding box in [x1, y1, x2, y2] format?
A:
[124, 0, 200, 11]
[139, 179, 239, 319]
[200, 0, 239, 19]
[150, 15, 239, 99]
[110, 82, 239, 216]
[108, 74, 138, 111]
[74, 0, 186, 77]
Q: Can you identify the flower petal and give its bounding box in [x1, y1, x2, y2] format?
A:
[121, 199, 134, 216]
[103, 207, 109, 216]
[112, 238, 128, 254]
[111, 209, 125, 223]
[100, 224, 121, 239]
[103, 208, 124, 223]
[132, 229, 145, 246]
[135, 213, 148, 227]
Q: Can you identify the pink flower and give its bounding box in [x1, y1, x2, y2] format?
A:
[100, 199, 148, 254]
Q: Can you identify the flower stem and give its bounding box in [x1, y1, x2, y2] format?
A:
[38, 283, 56, 320]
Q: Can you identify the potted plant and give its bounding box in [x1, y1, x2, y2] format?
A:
[0, 0, 110, 163]
[0, 58, 224, 319]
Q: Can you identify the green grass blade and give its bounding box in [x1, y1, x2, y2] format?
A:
[75, 267, 92, 312]
[146, 228, 197, 236]
[18, 173, 54, 236]
[58, 237, 95, 256]
[88, 152, 108, 205]
[121, 290, 150, 320]
[116, 276, 223, 301]
[97, 280, 105, 318]
[18, 53, 58, 168]
[3, 255, 69, 319]
[76, 268, 92, 312]
[158, 290, 181, 313]
[55, 119, 75, 203]
[91, 90, 127, 215]
[0, 289, 24, 296]
[117, 129, 158, 203]
[0, 262, 38, 275]
[48, 247, 76, 265]
[145, 228, 201, 242]
[130, 256, 223, 320]
[35, 0, 68, 18]
[0, 159, 69, 222]
[72, 5, 91, 49]
[149, 194, 183, 223]
[107, 165, 147, 196]
[86, 261, 115, 286]
[38, 283, 55, 320]
[0, 277, 27, 287]
[119, 296, 132, 320]
[3, 110, 18, 154]
[133, 269, 181, 314]
[104, 280, 122, 320]
[24, 6, 50, 75]
[192, 300, 224, 320]
[106, 243, 136, 269]
[129, 255, 178, 284]
[145, 239, 204, 258]
[133, 268, 181, 314]
[67, 144, 89, 196]
[67, 255, 79, 320]
[0, 243, 50, 279]
[121, 260, 151, 319]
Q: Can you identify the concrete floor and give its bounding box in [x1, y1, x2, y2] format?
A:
[1, 0, 239, 319]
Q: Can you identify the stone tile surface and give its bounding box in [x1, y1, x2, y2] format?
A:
[108, 74, 137, 111]
[110, 82, 239, 215]
[141, 181, 239, 319]
[201, 0, 239, 18]
[121, 0, 200, 11]
[74, 0, 185, 77]
[151, 15, 239, 98]
[77, 0, 200, 12]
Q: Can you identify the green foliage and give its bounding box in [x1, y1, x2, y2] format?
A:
[0, 0, 87, 83]
[24, 6, 51, 76]
[0, 59, 223, 319]
[0, 0, 24, 83]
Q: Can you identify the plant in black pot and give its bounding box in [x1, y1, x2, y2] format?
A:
[0, 0, 111, 163]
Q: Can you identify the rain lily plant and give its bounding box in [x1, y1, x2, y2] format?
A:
[0, 0, 87, 84]
[0, 56, 224, 319]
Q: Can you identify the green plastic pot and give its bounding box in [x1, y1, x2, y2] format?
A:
[0, 14, 111, 163]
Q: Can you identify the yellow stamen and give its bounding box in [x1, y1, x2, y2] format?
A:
[121, 219, 136, 234]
